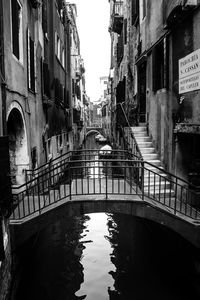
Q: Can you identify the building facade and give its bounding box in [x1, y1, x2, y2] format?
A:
[0, 0, 88, 298]
[109, 0, 200, 187]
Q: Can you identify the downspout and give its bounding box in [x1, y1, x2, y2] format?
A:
[0, 0, 7, 135]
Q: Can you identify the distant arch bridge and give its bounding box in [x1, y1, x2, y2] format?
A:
[86, 126, 103, 136]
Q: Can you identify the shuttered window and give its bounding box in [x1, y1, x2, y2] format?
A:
[42, 61, 50, 97]
[42, 0, 48, 34]
[11, 0, 23, 62]
[117, 31, 124, 64]
[131, 0, 139, 26]
[27, 30, 35, 92]
[152, 38, 169, 92]
[124, 19, 127, 45]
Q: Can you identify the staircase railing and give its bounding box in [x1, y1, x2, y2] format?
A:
[117, 107, 200, 217]
[10, 150, 200, 221]
[116, 102, 143, 159]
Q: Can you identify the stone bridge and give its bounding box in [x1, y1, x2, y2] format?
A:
[10, 149, 200, 248]
[86, 126, 103, 136]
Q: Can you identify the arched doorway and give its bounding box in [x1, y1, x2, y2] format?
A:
[7, 103, 29, 185]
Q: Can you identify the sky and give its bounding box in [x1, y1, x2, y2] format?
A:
[70, 0, 111, 102]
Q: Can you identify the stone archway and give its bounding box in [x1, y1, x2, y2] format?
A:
[7, 103, 29, 185]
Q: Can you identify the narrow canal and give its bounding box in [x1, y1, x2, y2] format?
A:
[13, 134, 200, 300]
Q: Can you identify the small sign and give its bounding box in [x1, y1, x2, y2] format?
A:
[179, 49, 200, 93]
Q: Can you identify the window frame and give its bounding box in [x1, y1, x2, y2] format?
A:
[152, 37, 169, 92]
[27, 29, 36, 93]
[11, 0, 23, 63]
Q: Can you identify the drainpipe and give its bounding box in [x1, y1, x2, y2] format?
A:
[0, 0, 7, 135]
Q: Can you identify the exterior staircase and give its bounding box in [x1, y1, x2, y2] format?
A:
[127, 125, 175, 199]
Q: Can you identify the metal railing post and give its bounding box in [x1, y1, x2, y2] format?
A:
[69, 162, 72, 200]
[105, 160, 108, 200]
[174, 178, 178, 215]
[37, 176, 41, 215]
[141, 161, 145, 200]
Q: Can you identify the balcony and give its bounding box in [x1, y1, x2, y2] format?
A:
[174, 123, 200, 135]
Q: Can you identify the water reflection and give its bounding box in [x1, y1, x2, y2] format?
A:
[76, 214, 116, 300]
[106, 214, 200, 300]
[14, 212, 200, 300]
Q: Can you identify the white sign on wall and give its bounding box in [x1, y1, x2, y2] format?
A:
[179, 49, 200, 94]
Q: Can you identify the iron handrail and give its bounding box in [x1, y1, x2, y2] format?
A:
[116, 103, 200, 190]
[15, 150, 199, 194]
[116, 102, 143, 159]
[12, 152, 134, 192]
[11, 151, 200, 221]
[25, 149, 132, 181]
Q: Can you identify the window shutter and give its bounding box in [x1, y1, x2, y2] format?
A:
[164, 37, 169, 89]
[132, 0, 139, 26]
[152, 47, 157, 92]
[65, 88, 70, 108]
[27, 29, 31, 89]
[12, 0, 20, 58]
[124, 19, 127, 45]
[42, 0, 48, 33]
[30, 38, 35, 91]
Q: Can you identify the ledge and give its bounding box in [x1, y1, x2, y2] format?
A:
[174, 123, 200, 134]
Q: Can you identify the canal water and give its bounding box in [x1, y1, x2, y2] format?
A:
[14, 134, 200, 300]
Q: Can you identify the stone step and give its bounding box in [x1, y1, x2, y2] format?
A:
[140, 147, 156, 154]
[144, 174, 168, 183]
[131, 126, 146, 132]
[144, 188, 175, 197]
[137, 142, 153, 148]
[146, 159, 162, 166]
[135, 136, 151, 142]
[133, 131, 148, 137]
[142, 153, 158, 160]
[143, 180, 171, 189]
[144, 165, 164, 174]
[144, 172, 168, 179]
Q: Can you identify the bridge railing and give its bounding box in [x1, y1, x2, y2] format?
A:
[11, 157, 142, 220]
[25, 149, 132, 181]
[11, 151, 200, 221]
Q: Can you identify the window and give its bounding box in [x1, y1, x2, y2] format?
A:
[42, 0, 48, 34]
[31, 147, 37, 169]
[152, 38, 169, 92]
[124, 19, 127, 45]
[132, 0, 139, 25]
[57, 37, 61, 60]
[139, 0, 146, 23]
[27, 29, 35, 92]
[11, 0, 23, 62]
[62, 47, 65, 68]
[55, 32, 61, 60]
